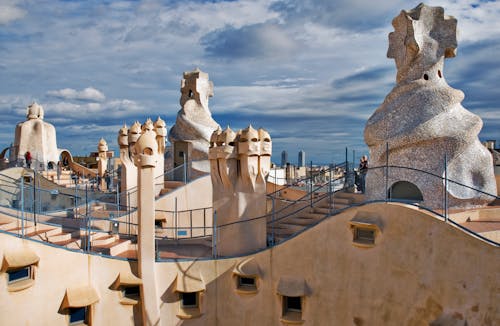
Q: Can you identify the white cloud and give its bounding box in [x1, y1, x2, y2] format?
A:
[0, 1, 26, 25]
[0, 0, 498, 162]
[47, 87, 106, 102]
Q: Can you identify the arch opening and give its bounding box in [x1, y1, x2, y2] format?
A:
[388, 181, 423, 202]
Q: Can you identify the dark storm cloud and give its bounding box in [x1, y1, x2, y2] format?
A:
[201, 23, 297, 59]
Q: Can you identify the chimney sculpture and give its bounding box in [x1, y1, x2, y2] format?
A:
[209, 125, 272, 256]
[364, 4, 496, 208]
[134, 128, 161, 325]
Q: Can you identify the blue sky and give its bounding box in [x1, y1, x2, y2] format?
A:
[0, 0, 499, 164]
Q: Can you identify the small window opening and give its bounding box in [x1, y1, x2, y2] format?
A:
[438, 70, 442, 78]
[143, 148, 153, 155]
[155, 220, 163, 228]
[122, 286, 140, 300]
[188, 90, 194, 98]
[283, 296, 302, 314]
[237, 276, 257, 292]
[423, 74, 429, 80]
[69, 306, 88, 325]
[251, 138, 259, 142]
[180, 292, 198, 308]
[8, 266, 31, 283]
[178, 151, 184, 158]
[354, 227, 375, 245]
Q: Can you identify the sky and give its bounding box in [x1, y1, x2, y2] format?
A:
[0, 0, 499, 165]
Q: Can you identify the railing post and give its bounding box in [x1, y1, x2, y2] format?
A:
[203, 208, 206, 237]
[345, 147, 348, 172]
[116, 183, 120, 214]
[155, 238, 159, 260]
[329, 163, 333, 215]
[310, 160, 313, 208]
[33, 170, 37, 226]
[127, 191, 131, 237]
[271, 196, 275, 246]
[385, 142, 389, 202]
[444, 154, 448, 223]
[85, 184, 88, 217]
[212, 210, 217, 258]
[190, 210, 193, 238]
[183, 152, 187, 184]
[21, 173, 24, 238]
[175, 197, 178, 240]
[87, 214, 91, 253]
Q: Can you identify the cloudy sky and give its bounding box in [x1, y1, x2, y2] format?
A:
[0, 0, 499, 164]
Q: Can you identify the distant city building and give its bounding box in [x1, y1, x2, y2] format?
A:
[298, 150, 305, 167]
[281, 150, 288, 167]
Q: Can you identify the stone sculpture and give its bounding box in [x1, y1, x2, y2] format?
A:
[133, 127, 161, 325]
[168, 68, 221, 161]
[12, 102, 59, 169]
[97, 138, 109, 190]
[209, 125, 272, 256]
[118, 118, 167, 206]
[364, 3, 496, 208]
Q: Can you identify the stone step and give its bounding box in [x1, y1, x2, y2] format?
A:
[313, 207, 331, 215]
[53, 238, 81, 249]
[92, 239, 131, 256]
[277, 223, 307, 232]
[0, 221, 18, 230]
[164, 181, 185, 189]
[7, 225, 36, 234]
[48, 232, 73, 243]
[91, 234, 118, 246]
[285, 216, 319, 226]
[302, 212, 326, 219]
[26, 226, 61, 241]
[334, 203, 350, 210]
[271, 226, 296, 236]
[332, 197, 352, 205]
[159, 188, 170, 196]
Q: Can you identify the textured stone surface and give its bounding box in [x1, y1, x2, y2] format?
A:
[364, 3, 496, 209]
[12, 102, 59, 168]
[168, 68, 221, 161]
[209, 125, 272, 256]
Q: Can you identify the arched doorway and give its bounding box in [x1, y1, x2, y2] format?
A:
[60, 150, 73, 168]
[388, 181, 423, 202]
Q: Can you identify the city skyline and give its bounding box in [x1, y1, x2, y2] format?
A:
[0, 0, 499, 164]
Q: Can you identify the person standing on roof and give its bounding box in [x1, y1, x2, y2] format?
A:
[358, 155, 368, 193]
[24, 151, 32, 169]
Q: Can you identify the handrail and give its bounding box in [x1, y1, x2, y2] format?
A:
[267, 161, 347, 197]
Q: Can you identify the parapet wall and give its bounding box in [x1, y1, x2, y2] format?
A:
[1, 202, 498, 325]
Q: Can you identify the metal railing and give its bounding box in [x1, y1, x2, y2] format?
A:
[1, 156, 498, 262]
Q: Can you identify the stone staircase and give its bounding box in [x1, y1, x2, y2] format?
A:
[41, 169, 92, 188]
[0, 215, 135, 256]
[158, 180, 185, 197]
[268, 191, 365, 243]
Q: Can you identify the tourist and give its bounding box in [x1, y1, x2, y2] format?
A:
[358, 155, 368, 193]
[105, 171, 111, 191]
[24, 151, 32, 169]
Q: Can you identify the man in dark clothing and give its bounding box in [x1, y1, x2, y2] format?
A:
[358, 155, 368, 193]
